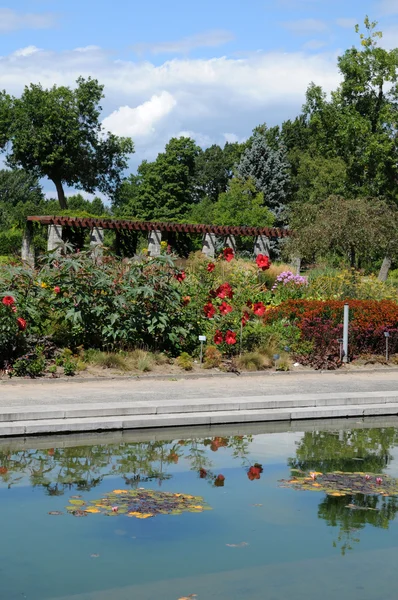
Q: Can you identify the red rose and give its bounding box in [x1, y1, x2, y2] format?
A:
[225, 330, 237, 345]
[207, 262, 215, 273]
[219, 301, 233, 316]
[223, 247, 234, 262]
[17, 317, 27, 331]
[204, 302, 216, 319]
[253, 302, 266, 316]
[2, 296, 15, 306]
[216, 283, 233, 299]
[53, 286, 61, 294]
[174, 271, 186, 283]
[214, 330, 223, 345]
[256, 254, 271, 271]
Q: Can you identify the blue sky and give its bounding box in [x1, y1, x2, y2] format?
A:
[0, 0, 397, 196]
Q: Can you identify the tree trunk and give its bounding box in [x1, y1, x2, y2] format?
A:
[52, 178, 68, 210]
[378, 256, 392, 282]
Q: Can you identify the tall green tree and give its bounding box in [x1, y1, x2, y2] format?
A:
[118, 137, 201, 221]
[0, 78, 134, 209]
[237, 133, 290, 219]
[193, 141, 246, 203]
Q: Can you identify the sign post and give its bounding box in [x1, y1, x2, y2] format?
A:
[199, 335, 206, 364]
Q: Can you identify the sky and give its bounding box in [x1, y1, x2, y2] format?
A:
[1, 0, 398, 195]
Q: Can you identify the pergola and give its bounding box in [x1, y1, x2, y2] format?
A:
[22, 215, 290, 265]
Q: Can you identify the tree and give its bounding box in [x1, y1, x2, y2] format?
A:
[193, 142, 246, 203]
[117, 137, 201, 221]
[212, 177, 274, 227]
[0, 169, 44, 206]
[0, 78, 134, 209]
[237, 133, 290, 220]
[294, 154, 348, 204]
[287, 195, 398, 269]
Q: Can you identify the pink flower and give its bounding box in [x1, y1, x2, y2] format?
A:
[112, 506, 119, 512]
[310, 472, 317, 480]
[376, 477, 383, 485]
[365, 475, 371, 481]
[53, 286, 61, 294]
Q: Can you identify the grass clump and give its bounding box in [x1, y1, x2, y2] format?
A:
[84, 350, 130, 371]
[176, 352, 193, 371]
[237, 351, 270, 372]
[130, 349, 154, 372]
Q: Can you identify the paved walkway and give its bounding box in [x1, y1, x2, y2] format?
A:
[1, 370, 398, 437]
[2, 370, 398, 407]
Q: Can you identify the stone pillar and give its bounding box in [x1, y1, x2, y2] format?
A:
[291, 257, 301, 275]
[202, 233, 217, 258]
[253, 235, 270, 257]
[21, 222, 35, 267]
[47, 224, 63, 253]
[148, 230, 162, 257]
[224, 235, 237, 254]
[90, 227, 104, 248]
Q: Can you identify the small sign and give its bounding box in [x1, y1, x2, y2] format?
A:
[199, 335, 207, 342]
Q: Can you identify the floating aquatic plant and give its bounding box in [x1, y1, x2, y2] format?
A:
[279, 470, 398, 497]
[65, 489, 211, 518]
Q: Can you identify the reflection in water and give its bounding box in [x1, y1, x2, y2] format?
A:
[288, 427, 398, 555]
[0, 435, 253, 495]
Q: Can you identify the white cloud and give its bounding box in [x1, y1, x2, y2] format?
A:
[0, 45, 340, 163]
[12, 46, 41, 58]
[282, 19, 328, 35]
[132, 30, 235, 55]
[336, 18, 357, 29]
[102, 92, 177, 138]
[0, 8, 56, 32]
[379, 0, 398, 14]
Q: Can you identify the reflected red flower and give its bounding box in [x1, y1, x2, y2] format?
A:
[47, 448, 55, 456]
[174, 271, 186, 283]
[223, 247, 234, 262]
[225, 330, 237, 345]
[219, 301, 233, 316]
[214, 330, 223, 345]
[253, 302, 266, 316]
[247, 463, 263, 481]
[17, 317, 27, 331]
[214, 474, 225, 487]
[204, 302, 216, 319]
[199, 469, 207, 479]
[207, 263, 215, 273]
[168, 452, 179, 464]
[0, 467, 8, 475]
[216, 283, 233, 299]
[2, 296, 15, 306]
[256, 254, 271, 271]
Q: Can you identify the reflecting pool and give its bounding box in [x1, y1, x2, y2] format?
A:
[2, 418, 398, 599]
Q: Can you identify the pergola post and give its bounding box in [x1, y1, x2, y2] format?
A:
[21, 221, 35, 267]
[202, 233, 217, 258]
[148, 230, 162, 257]
[253, 235, 270, 257]
[47, 224, 63, 253]
[224, 234, 237, 254]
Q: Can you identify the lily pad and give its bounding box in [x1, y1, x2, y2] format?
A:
[67, 489, 211, 519]
[279, 471, 398, 497]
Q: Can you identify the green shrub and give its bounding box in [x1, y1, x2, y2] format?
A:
[0, 296, 25, 367]
[176, 352, 193, 371]
[12, 348, 46, 378]
[63, 359, 77, 376]
[0, 229, 22, 256]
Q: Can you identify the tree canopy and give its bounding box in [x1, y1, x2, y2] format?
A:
[0, 77, 134, 209]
